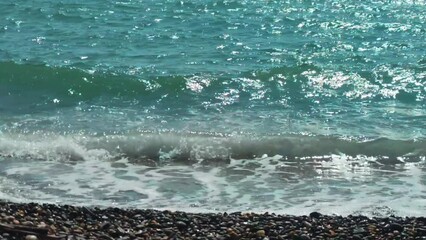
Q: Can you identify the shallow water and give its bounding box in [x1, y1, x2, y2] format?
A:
[0, 133, 425, 216]
[0, 0, 425, 216]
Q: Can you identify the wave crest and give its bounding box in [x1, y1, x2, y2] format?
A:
[1, 133, 425, 166]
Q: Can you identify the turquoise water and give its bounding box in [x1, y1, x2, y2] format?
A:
[0, 0, 425, 216]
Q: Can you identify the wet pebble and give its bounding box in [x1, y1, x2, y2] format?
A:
[390, 223, 404, 232]
[176, 221, 187, 230]
[25, 235, 38, 240]
[309, 212, 322, 219]
[0, 202, 424, 239]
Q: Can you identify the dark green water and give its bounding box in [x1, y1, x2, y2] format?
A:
[0, 0, 425, 216]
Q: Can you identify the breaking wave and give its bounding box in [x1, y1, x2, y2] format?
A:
[1, 133, 425, 165]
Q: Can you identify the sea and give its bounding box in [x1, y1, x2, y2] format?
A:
[0, 0, 425, 217]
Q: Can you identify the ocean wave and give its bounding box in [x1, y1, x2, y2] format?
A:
[0, 133, 425, 165]
[1, 62, 425, 113]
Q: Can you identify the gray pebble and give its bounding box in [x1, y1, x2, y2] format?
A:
[25, 235, 38, 240]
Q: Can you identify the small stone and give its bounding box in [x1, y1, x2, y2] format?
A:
[416, 217, 426, 225]
[25, 235, 38, 240]
[37, 222, 47, 228]
[176, 221, 187, 230]
[22, 221, 34, 226]
[150, 220, 161, 228]
[309, 212, 322, 219]
[207, 233, 215, 239]
[390, 223, 404, 232]
[229, 230, 239, 239]
[415, 227, 426, 236]
[117, 226, 126, 235]
[64, 221, 73, 228]
[163, 228, 174, 236]
[352, 235, 362, 240]
[368, 224, 376, 230]
[108, 228, 117, 236]
[13, 219, 20, 225]
[61, 226, 69, 233]
[100, 222, 111, 230]
[256, 230, 266, 237]
[353, 227, 367, 235]
[303, 221, 312, 228]
[296, 234, 310, 240]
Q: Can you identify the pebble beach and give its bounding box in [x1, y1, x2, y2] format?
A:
[0, 202, 425, 239]
[1, 0, 426, 239]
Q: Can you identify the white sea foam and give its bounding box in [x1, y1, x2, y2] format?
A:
[0, 133, 425, 216]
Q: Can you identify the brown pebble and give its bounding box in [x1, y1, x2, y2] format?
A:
[150, 220, 161, 227]
[227, 228, 239, 239]
[257, 229, 266, 237]
[50, 225, 57, 231]
[37, 222, 47, 228]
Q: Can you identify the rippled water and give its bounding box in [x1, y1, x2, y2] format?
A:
[0, 0, 425, 216]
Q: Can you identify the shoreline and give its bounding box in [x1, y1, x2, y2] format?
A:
[0, 202, 425, 239]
